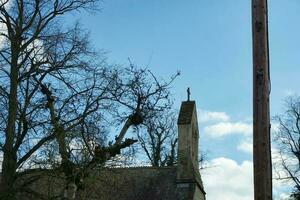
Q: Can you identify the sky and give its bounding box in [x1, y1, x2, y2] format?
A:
[66, 0, 300, 199]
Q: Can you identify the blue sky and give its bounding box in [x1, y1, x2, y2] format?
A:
[70, 0, 300, 199]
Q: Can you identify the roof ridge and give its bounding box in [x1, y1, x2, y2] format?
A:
[102, 166, 177, 170]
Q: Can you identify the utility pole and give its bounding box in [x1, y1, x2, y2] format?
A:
[252, 0, 272, 199]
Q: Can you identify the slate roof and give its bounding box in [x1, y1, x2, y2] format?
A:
[81, 166, 178, 200]
[16, 166, 181, 200]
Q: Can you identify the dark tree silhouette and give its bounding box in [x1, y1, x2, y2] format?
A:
[136, 110, 178, 167]
[273, 96, 300, 199]
[0, 1, 103, 199]
[0, 1, 179, 199]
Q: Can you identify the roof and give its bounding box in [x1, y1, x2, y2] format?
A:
[17, 167, 181, 200]
[82, 166, 178, 200]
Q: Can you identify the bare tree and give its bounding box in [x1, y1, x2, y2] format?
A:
[136, 110, 178, 167]
[0, 1, 102, 199]
[107, 66, 179, 137]
[0, 1, 179, 199]
[0, 56, 178, 199]
[30, 64, 178, 199]
[273, 96, 300, 199]
[136, 110, 208, 168]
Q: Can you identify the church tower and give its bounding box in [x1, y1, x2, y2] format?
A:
[176, 100, 205, 200]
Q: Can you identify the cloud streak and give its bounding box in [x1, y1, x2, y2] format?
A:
[198, 109, 230, 123]
[237, 139, 253, 154]
[204, 122, 252, 138]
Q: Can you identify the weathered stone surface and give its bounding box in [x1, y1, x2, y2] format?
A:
[178, 101, 196, 125]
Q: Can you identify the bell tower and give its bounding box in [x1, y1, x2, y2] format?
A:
[176, 100, 205, 200]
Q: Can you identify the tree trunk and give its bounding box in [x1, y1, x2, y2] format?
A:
[0, 50, 19, 200]
[56, 127, 78, 200]
[115, 118, 133, 144]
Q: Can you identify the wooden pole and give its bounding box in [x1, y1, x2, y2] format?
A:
[252, 0, 272, 199]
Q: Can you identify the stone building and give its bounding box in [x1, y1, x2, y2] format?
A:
[18, 101, 206, 200]
[83, 100, 205, 200]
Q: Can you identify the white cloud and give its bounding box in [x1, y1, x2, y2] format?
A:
[272, 147, 296, 194]
[235, 121, 281, 154]
[198, 109, 230, 123]
[198, 110, 253, 138]
[202, 156, 291, 200]
[273, 177, 294, 200]
[202, 157, 253, 200]
[204, 122, 252, 137]
[237, 139, 253, 154]
[271, 122, 280, 133]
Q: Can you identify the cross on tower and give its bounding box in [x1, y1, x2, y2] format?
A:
[187, 87, 191, 101]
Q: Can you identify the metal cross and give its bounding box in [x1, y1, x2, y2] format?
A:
[187, 87, 191, 101]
